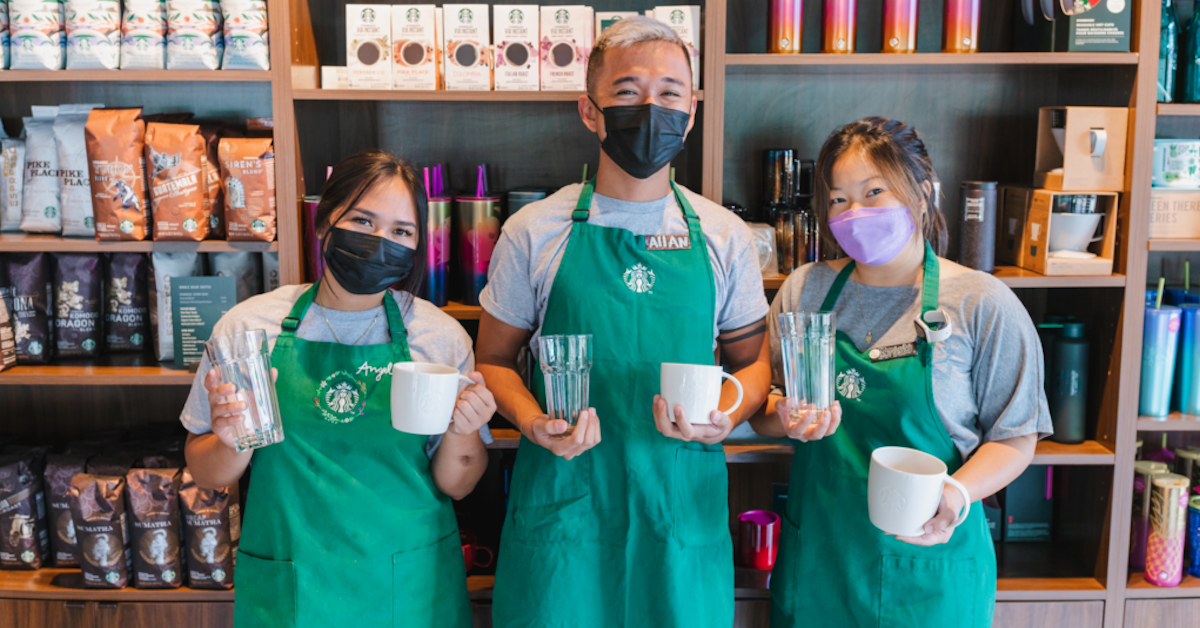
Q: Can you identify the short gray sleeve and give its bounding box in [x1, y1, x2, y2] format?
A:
[480, 228, 539, 332]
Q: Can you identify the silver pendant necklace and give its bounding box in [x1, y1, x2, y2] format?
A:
[320, 302, 383, 346]
[853, 280, 917, 346]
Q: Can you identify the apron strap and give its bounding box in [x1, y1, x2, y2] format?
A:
[280, 283, 320, 337]
[277, 281, 411, 361]
[820, 262, 856, 311]
[573, 180, 702, 228]
[818, 240, 941, 313]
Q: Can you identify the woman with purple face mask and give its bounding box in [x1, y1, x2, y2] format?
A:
[750, 117, 1051, 628]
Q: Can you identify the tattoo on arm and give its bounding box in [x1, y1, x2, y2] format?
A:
[720, 322, 767, 344]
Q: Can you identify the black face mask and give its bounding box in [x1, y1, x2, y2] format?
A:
[591, 97, 691, 179]
[323, 227, 417, 295]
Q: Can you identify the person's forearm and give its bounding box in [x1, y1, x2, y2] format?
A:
[749, 393, 787, 438]
[952, 434, 1038, 503]
[184, 433, 252, 490]
[476, 363, 544, 438]
[723, 359, 771, 427]
[431, 430, 488, 501]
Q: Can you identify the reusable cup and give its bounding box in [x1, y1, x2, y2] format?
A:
[778, 311, 837, 412]
[1131, 460, 1170, 571]
[539, 334, 593, 437]
[205, 330, 284, 452]
[461, 544, 494, 574]
[390, 362, 473, 435]
[1174, 304, 1200, 415]
[868, 447, 970, 537]
[1140, 306, 1182, 418]
[739, 510, 781, 570]
[660, 363, 744, 425]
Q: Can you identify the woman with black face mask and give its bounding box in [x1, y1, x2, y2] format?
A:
[179, 149, 496, 628]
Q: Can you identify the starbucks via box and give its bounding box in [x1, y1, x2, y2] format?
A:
[494, 5, 539, 91]
[347, 5, 392, 90]
[653, 5, 701, 88]
[392, 5, 439, 90]
[540, 6, 594, 91]
[442, 4, 491, 90]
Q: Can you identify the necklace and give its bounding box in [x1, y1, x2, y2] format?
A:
[853, 281, 917, 346]
[320, 302, 382, 346]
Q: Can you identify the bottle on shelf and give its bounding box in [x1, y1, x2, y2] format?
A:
[1180, 6, 1200, 103]
[822, 0, 857, 54]
[1161, 0, 1180, 103]
[1047, 322, 1088, 444]
[769, 0, 803, 54]
[882, 0, 919, 54]
[942, 0, 980, 54]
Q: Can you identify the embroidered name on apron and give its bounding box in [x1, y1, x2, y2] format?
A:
[645, 234, 691, 251]
[868, 342, 918, 362]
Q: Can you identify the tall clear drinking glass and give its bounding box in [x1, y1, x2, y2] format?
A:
[538, 334, 593, 437]
[777, 312, 837, 413]
[205, 329, 285, 452]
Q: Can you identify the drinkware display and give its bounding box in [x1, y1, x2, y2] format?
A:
[1162, 0, 1180, 103]
[769, 0, 802, 54]
[425, 196, 452, 307]
[764, 149, 796, 271]
[882, 0, 918, 53]
[1141, 305, 1182, 418]
[1047, 322, 1087, 444]
[204, 330, 284, 452]
[738, 510, 781, 570]
[1188, 495, 1200, 578]
[958, 181, 997, 272]
[1178, 448, 1200, 489]
[778, 311, 836, 412]
[1131, 460, 1170, 571]
[390, 362, 473, 435]
[1174, 304, 1200, 415]
[1146, 473, 1191, 587]
[538, 334, 593, 437]
[506, 189, 548, 218]
[1181, 7, 1200, 103]
[942, 0, 979, 53]
[822, 0, 856, 53]
[868, 447, 971, 537]
[660, 362, 744, 425]
[455, 195, 502, 306]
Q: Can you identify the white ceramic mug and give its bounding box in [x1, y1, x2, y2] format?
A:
[391, 362, 473, 435]
[868, 447, 971, 537]
[660, 363, 744, 425]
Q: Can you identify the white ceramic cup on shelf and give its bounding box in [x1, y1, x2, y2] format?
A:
[391, 362, 473, 435]
[660, 363, 744, 425]
[867, 446, 971, 537]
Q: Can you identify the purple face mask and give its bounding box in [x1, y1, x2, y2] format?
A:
[828, 206, 916, 266]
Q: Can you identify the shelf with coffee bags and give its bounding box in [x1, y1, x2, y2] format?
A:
[722, 53, 1139, 68]
[1137, 412, 1200, 431]
[0, 70, 273, 83]
[1125, 573, 1200, 599]
[0, 234, 279, 253]
[292, 89, 704, 101]
[0, 364, 194, 386]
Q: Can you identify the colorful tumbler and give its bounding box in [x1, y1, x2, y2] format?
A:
[1132, 461, 1170, 571]
[1187, 495, 1200, 578]
[739, 510, 781, 570]
[942, 0, 980, 53]
[769, 0, 803, 54]
[455, 196, 502, 306]
[1174, 305, 1200, 415]
[425, 196, 452, 307]
[822, 0, 856, 53]
[1141, 306, 1182, 418]
[882, 0, 918, 53]
[1146, 473, 1191, 587]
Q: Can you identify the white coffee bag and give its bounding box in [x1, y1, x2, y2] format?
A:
[149, 251, 202, 362]
[2, 0, 11, 69]
[20, 106, 62, 233]
[1, 139, 24, 231]
[54, 104, 101, 237]
[165, 0, 222, 69]
[209, 251, 261, 303]
[65, 0, 120, 69]
[119, 0, 166, 69]
[220, 0, 268, 70]
[11, 0, 65, 70]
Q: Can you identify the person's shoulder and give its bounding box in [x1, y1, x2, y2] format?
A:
[400, 292, 472, 345]
[937, 258, 1023, 312]
[215, 284, 310, 331]
[500, 183, 582, 235]
[678, 186, 750, 233]
[778, 261, 838, 295]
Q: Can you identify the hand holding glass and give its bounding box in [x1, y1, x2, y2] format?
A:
[778, 311, 836, 413]
[539, 334, 593, 437]
[205, 329, 284, 452]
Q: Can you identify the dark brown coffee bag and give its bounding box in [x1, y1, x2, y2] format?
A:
[180, 468, 240, 589]
[1, 253, 54, 364]
[0, 455, 50, 570]
[104, 253, 150, 353]
[68, 474, 131, 588]
[199, 126, 226, 239]
[43, 454, 87, 567]
[145, 123, 209, 241]
[0, 290, 16, 373]
[126, 468, 182, 589]
[86, 108, 151, 241]
[53, 253, 103, 358]
[218, 137, 275, 241]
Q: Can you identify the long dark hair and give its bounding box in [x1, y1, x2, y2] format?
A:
[315, 149, 428, 300]
[815, 117, 948, 258]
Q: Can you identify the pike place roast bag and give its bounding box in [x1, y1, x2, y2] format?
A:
[145, 122, 208, 241]
[126, 467, 182, 588]
[55, 104, 102, 237]
[20, 106, 62, 233]
[86, 108, 151, 241]
[2, 252, 54, 364]
[0, 454, 50, 570]
[180, 468, 239, 589]
[105, 253, 150, 352]
[43, 454, 87, 567]
[68, 473, 130, 588]
[53, 253, 102, 358]
[218, 137, 275, 241]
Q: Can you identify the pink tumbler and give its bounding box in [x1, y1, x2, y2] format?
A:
[739, 510, 782, 570]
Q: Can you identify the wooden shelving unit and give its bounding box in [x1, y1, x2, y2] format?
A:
[0, 365, 193, 386]
[1137, 412, 1200, 431]
[0, 70, 271, 82]
[724, 52, 1140, 67]
[1125, 574, 1200, 599]
[0, 234, 278, 253]
[293, 89, 703, 101]
[1157, 103, 1200, 116]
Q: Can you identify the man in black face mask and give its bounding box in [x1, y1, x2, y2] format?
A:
[479, 16, 772, 628]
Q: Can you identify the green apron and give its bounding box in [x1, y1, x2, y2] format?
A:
[770, 243, 995, 628]
[233, 283, 471, 628]
[493, 181, 734, 627]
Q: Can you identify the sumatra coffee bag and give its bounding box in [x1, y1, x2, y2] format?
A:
[218, 137, 275, 241]
[2, 253, 54, 364]
[105, 253, 149, 352]
[145, 123, 208, 241]
[180, 468, 239, 589]
[0, 455, 50, 570]
[165, 0, 222, 69]
[20, 106, 62, 233]
[126, 468, 182, 588]
[209, 252, 260, 302]
[55, 104, 102, 237]
[198, 125, 225, 239]
[86, 108, 151, 241]
[65, 0, 120, 69]
[54, 253, 102, 358]
[68, 474, 130, 588]
[220, 0, 269, 70]
[1, 138, 24, 231]
[119, 0, 166, 69]
[149, 252, 201, 361]
[10, 0, 65, 70]
[43, 454, 87, 567]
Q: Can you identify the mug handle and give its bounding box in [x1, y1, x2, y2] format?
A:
[456, 375, 475, 387]
[942, 476, 972, 529]
[718, 372, 744, 416]
[473, 545, 494, 569]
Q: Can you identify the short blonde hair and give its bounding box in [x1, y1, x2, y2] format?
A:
[586, 16, 692, 95]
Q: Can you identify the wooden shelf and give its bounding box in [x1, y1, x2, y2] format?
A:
[294, 89, 703, 102]
[724, 52, 1138, 67]
[1126, 573, 1200, 599]
[0, 70, 270, 82]
[1157, 103, 1200, 116]
[0, 569, 231, 602]
[441, 302, 482, 320]
[1149, 238, 1200, 251]
[996, 578, 1108, 602]
[0, 365, 193, 386]
[992, 267, 1126, 289]
[763, 274, 786, 290]
[1137, 412, 1200, 431]
[0, 234, 278, 253]
[1031, 440, 1114, 465]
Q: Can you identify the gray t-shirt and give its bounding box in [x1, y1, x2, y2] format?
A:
[179, 285, 491, 455]
[481, 182, 770, 357]
[767, 261, 1052, 458]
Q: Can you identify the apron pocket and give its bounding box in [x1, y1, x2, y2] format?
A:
[392, 531, 471, 628]
[878, 555, 979, 628]
[672, 447, 729, 548]
[233, 551, 297, 628]
[510, 441, 592, 534]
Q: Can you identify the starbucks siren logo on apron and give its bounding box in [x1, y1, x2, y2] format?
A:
[837, 368, 866, 400]
[623, 263, 656, 293]
[314, 370, 368, 424]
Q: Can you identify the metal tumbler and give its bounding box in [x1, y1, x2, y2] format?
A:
[778, 311, 837, 412]
[1141, 306, 1182, 418]
[425, 197, 452, 307]
[205, 329, 284, 452]
[455, 196, 502, 307]
[538, 334, 593, 438]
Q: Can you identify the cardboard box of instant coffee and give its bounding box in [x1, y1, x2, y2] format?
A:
[1151, 189, 1200, 239]
[392, 5, 439, 90]
[347, 5, 392, 90]
[540, 6, 593, 91]
[443, 4, 492, 90]
[494, 5, 539, 91]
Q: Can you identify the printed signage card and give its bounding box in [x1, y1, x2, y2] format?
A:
[171, 276, 235, 368]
